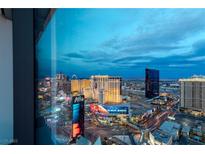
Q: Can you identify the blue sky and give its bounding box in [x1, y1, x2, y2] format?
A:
[37, 9, 205, 79]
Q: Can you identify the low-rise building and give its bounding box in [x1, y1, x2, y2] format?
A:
[76, 136, 92, 145]
[181, 125, 191, 137]
[159, 121, 181, 141]
[149, 130, 173, 145]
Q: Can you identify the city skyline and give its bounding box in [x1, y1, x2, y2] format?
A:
[37, 9, 205, 79]
[35, 8, 205, 145]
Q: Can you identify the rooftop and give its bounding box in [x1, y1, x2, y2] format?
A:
[113, 135, 132, 145]
[93, 137, 102, 145]
[152, 130, 172, 144]
[91, 75, 122, 79]
[179, 75, 205, 82]
[76, 136, 92, 145]
[182, 125, 191, 133]
[159, 121, 181, 136]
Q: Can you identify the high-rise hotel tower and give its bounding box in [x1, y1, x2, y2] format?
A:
[91, 75, 122, 104]
[71, 79, 92, 98]
[179, 76, 205, 112]
[145, 68, 159, 99]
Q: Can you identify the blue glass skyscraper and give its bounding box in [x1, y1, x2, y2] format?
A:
[145, 68, 159, 99]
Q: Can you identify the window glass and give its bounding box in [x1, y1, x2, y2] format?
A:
[0, 10, 13, 145]
[36, 9, 205, 145]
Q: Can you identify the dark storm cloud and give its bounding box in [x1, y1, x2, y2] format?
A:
[112, 56, 153, 63]
[64, 52, 85, 58]
[83, 58, 105, 63]
[184, 39, 205, 62]
[62, 49, 112, 64]
[118, 45, 185, 56]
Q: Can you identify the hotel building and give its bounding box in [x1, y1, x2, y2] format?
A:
[71, 79, 92, 98]
[145, 68, 160, 99]
[71, 75, 122, 104]
[91, 75, 122, 104]
[179, 76, 205, 111]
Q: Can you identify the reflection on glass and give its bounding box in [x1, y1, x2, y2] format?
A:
[0, 11, 13, 145]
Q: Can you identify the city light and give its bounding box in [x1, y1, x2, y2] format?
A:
[37, 72, 205, 145]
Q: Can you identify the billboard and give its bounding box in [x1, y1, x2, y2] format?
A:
[103, 105, 129, 115]
[71, 95, 84, 139]
[90, 104, 129, 115]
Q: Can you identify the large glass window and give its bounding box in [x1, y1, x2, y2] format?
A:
[0, 9, 13, 145]
[35, 9, 205, 145]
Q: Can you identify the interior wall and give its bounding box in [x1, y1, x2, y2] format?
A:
[0, 9, 13, 144]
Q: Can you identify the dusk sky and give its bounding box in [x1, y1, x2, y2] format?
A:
[37, 9, 205, 79]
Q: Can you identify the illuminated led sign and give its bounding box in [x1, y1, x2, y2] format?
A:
[71, 95, 85, 139]
[90, 104, 129, 115]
